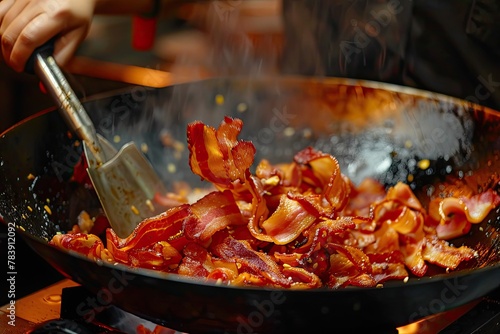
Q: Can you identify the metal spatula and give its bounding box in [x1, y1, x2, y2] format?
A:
[30, 45, 167, 238]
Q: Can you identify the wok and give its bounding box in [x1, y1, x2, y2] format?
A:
[1, 76, 500, 333]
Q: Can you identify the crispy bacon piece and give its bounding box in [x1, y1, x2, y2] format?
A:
[385, 182, 423, 211]
[434, 211, 472, 241]
[245, 174, 271, 237]
[178, 242, 238, 281]
[185, 190, 245, 241]
[256, 159, 302, 189]
[104, 189, 244, 269]
[49, 117, 499, 289]
[127, 241, 182, 270]
[211, 235, 292, 288]
[294, 147, 351, 215]
[106, 205, 190, 265]
[259, 194, 319, 245]
[187, 117, 255, 188]
[368, 251, 408, 284]
[282, 266, 322, 289]
[452, 189, 500, 223]
[427, 189, 500, 240]
[50, 233, 114, 263]
[327, 247, 408, 288]
[364, 222, 400, 254]
[295, 217, 359, 256]
[422, 235, 476, 270]
[343, 178, 386, 217]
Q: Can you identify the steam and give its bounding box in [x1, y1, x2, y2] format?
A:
[157, 1, 283, 78]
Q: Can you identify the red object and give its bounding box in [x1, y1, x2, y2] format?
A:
[39, 81, 47, 94]
[132, 16, 157, 51]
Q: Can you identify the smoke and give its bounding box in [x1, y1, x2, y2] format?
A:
[158, 1, 284, 78]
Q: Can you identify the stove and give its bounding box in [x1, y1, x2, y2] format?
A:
[1, 279, 500, 334]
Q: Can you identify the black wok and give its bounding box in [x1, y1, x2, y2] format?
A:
[1, 77, 500, 333]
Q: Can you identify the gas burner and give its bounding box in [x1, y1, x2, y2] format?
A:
[1, 279, 500, 334]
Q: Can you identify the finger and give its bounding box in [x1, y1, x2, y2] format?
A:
[1, 0, 29, 32]
[1, 0, 34, 67]
[0, 0, 16, 28]
[8, 12, 64, 71]
[53, 26, 90, 67]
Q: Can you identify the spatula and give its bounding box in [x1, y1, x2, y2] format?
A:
[28, 44, 167, 238]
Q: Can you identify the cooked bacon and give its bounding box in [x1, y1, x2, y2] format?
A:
[106, 205, 190, 265]
[49, 117, 499, 289]
[256, 159, 302, 189]
[296, 217, 358, 256]
[428, 189, 500, 240]
[401, 239, 427, 277]
[364, 222, 400, 254]
[434, 190, 500, 225]
[274, 252, 304, 267]
[327, 252, 377, 288]
[225, 240, 279, 280]
[187, 117, 255, 188]
[282, 266, 322, 289]
[422, 235, 476, 270]
[330, 244, 372, 274]
[185, 190, 245, 241]
[326, 253, 358, 288]
[212, 235, 292, 287]
[343, 178, 386, 217]
[385, 182, 423, 211]
[178, 242, 238, 281]
[245, 173, 273, 241]
[259, 194, 319, 245]
[365, 226, 415, 284]
[388, 210, 427, 277]
[49, 233, 114, 263]
[370, 261, 408, 284]
[178, 242, 213, 278]
[434, 211, 472, 241]
[294, 147, 351, 215]
[128, 241, 182, 270]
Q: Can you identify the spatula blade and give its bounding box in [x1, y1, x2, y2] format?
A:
[84, 136, 167, 238]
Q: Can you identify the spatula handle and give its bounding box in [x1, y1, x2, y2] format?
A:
[31, 44, 107, 165]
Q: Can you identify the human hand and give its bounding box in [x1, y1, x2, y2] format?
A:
[0, 0, 97, 72]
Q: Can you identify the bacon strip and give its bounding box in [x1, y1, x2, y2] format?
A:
[106, 205, 190, 264]
[422, 235, 476, 270]
[429, 189, 500, 240]
[186, 190, 244, 241]
[294, 147, 351, 214]
[178, 242, 238, 280]
[212, 235, 292, 287]
[386, 182, 423, 211]
[127, 241, 182, 270]
[260, 194, 319, 245]
[187, 117, 255, 187]
[50, 233, 113, 262]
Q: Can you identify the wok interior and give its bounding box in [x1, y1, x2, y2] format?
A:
[1, 76, 500, 275]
